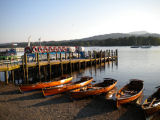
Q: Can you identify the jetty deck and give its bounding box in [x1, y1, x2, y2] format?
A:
[0, 50, 118, 84]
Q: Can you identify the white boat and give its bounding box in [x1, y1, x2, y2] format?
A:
[141, 45, 152, 48]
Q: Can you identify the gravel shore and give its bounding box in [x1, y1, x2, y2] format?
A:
[0, 84, 146, 120]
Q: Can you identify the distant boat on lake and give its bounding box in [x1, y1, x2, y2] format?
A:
[141, 45, 152, 48]
[131, 45, 139, 48]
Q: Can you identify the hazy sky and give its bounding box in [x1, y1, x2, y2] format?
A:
[0, 0, 160, 43]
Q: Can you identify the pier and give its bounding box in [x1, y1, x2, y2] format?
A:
[0, 49, 118, 85]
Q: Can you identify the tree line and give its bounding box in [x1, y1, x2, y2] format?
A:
[1, 36, 160, 48]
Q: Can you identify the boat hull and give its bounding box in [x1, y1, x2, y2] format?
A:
[70, 80, 117, 99]
[116, 79, 144, 107]
[116, 90, 143, 107]
[19, 77, 73, 92]
[43, 77, 93, 97]
[142, 88, 160, 116]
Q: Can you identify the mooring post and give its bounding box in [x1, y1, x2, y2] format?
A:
[47, 53, 51, 80]
[70, 61, 72, 73]
[107, 50, 110, 62]
[37, 53, 41, 82]
[22, 57, 26, 82]
[78, 51, 80, 59]
[69, 52, 71, 60]
[95, 52, 97, 65]
[61, 63, 63, 75]
[89, 51, 92, 66]
[115, 49, 118, 60]
[24, 53, 28, 84]
[5, 71, 8, 84]
[111, 50, 113, 61]
[100, 51, 102, 64]
[11, 70, 14, 84]
[60, 52, 62, 61]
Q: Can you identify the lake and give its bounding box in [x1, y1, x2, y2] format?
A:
[72, 46, 160, 100]
[0, 46, 160, 100]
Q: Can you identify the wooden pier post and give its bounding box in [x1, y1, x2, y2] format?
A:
[61, 63, 63, 75]
[11, 70, 14, 84]
[47, 53, 51, 80]
[22, 57, 26, 82]
[24, 53, 28, 83]
[104, 51, 106, 63]
[70, 61, 72, 73]
[89, 51, 92, 66]
[37, 53, 41, 82]
[5, 71, 8, 84]
[60, 52, 62, 61]
[100, 51, 102, 64]
[78, 52, 80, 59]
[95, 52, 97, 65]
[115, 49, 118, 60]
[111, 50, 113, 61]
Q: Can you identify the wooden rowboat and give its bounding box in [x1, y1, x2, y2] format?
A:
[42, 76, 93, 97]
[19, 76, 73, 92]
[141, 88, 160, 117]
[116, 79, 144, 107]
[70, 78, 117, 99]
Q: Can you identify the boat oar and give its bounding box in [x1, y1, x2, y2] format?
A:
[149, 98, 156, 107]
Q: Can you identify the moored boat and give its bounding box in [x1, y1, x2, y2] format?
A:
[70, 78, 117, 99]
[141, 88, 160, 117]
[19, 76, 73, 92]
[116, 79, 144, 107]
[42, 76, 93, 97]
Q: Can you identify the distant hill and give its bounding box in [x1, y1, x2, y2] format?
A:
[1, 31, 160, 47]
[70, 31, 160, 41]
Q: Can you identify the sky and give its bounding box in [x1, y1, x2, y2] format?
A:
[0, 0, 160, 43]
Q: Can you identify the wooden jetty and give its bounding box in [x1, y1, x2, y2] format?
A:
[0, 49, 118, 85]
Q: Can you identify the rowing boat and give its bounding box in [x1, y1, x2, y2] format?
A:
[70, 78, 117, 99]
[142, 88, 160, 117]
[42, 76, 93, 97]
[19, 76, 73, 92]
[116, 79, 144, 107]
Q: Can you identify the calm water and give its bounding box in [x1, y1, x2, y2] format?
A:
[1, 46, 160, 99]
[72, 46, 160, 99]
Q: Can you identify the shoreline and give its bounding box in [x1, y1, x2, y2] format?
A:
[0, 84, 146, 120]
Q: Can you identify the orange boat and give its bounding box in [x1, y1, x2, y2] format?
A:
[142, 88, 160, 117]
[19, 76, 73, 92]
[70, 78, 117, 99]
[116, 79, 144, 107]
[42, 76, 93, 97]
